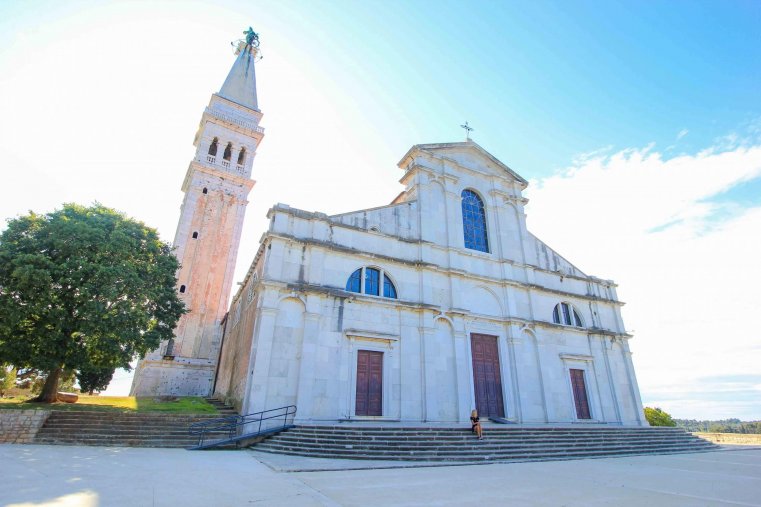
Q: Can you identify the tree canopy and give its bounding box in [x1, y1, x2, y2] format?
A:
[644, 406, 677, 427]
[0, 203, 185, 401]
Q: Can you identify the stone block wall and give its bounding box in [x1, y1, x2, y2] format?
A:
[0, 410, 50, 443]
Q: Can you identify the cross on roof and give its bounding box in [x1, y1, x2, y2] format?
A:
[460, 121, 474, 141]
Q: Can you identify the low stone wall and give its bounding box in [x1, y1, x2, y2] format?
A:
[695, 432, 761, 445]
[0, 410, 51, 443]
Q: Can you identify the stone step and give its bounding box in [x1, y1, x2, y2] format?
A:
[38, 413, 224, 421]
[257, 438, 714, 453]
[272, 436, 706, 447]
[33, 411, 231, 449]
[37, 421, 227, 430]
[294, 423, 685, 430]
[250, 425, 717, 462]
[256, 442, 715, 456]
[274, 431, 700, 441]
[287, 426, 686, 434]
[253, 445, 714, 462]
[282, 430, 687, 438]
[203, 397, 238, 415]
[34, 438, 195, 448]
[37, 430, 230, 440]
[256, 438, 714, 453]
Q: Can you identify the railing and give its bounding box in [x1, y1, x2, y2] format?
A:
[207, 155, 216, 164]
[221, 159, 230, 169]
[236, 164, 245, 174]
[188, 405, 297, 450]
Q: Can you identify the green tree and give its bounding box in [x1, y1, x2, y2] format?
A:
[77, 364, 115, 395]
[0, 203, 185, 402]
[0, 364, 16, 397]
[645, 406, 677, 427]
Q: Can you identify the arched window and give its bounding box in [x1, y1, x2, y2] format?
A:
[208, 138, 218, 156]
[461, 189, 489, 253]
[237, 147, 246, 166]
[179, 285, 186, 293]
[345, 267, 397, 299]
[383, 274, 397, 299]
[223, 142, 233, 161]
[552, 302, 583, 327]
[202, 187, 208, 194]
[192, 231, 198, 239]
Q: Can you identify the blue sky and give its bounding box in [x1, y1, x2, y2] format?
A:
[1, 0, 760, 419]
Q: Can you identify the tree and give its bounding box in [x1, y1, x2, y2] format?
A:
[77, 364, 115, 395]
[0, 364, 16, 397]
[644, 406, 677, 427]
[0, 203, 185, 402]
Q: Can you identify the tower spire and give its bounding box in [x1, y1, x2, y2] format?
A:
[219, 28, 261, 111]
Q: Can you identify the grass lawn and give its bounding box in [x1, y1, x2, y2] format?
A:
[0, 395, 218, 414]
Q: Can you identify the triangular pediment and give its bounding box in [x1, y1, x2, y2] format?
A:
[398, 141, 527, 185]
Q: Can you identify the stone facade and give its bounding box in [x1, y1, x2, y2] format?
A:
[0, 410, 50, 443]
[214, 142, 647, 426]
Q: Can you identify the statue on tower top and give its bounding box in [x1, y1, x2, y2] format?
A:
[244, 27, 260, 48]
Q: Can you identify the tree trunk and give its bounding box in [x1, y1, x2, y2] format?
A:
[34, 367, 62, 403]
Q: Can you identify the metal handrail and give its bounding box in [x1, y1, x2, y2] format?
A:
[189, 405, 297, 449]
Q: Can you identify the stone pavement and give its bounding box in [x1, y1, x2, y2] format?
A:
[1, 444, 760, 506]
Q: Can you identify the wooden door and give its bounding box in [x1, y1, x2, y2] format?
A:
[470, 334, 505, 418]
[570, 368, 591, 419]
[356, 350, 383, 416]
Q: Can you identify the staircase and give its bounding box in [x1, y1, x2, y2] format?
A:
[203, 397, 238, 416]
[253, 425, 718, 462]
[33, 411, 234, 448]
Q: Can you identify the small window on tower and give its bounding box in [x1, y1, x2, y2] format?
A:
[192, 232, 198, 239]
[179, 285, 186, 293]
[202, 188, 208, 194]
[208, 138, 218, 156]
[223, 142, 233, 161]
[237, 147, 246, 166]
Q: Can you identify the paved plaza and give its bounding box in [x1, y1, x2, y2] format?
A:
[1, 444, 760, 506]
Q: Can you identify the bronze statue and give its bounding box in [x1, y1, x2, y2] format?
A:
[244, 27, 259, 47]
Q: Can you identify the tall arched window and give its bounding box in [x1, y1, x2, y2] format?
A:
[345, 267, 397, 299]
[208, 137, 218, 156]
[237, 147, 247, 166]
[461, 189, 489, 253]
[552, 302, 584, 327]
[223, 142, 233, 161]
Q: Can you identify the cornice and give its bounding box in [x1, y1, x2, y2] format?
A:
[266, 232, 624, 306]
[255, 279, 630, 338]
[184, 161, 256, 192]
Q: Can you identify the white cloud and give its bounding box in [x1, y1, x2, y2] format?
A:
[676, 128, 689, 140]
[526, 139, 761, 420]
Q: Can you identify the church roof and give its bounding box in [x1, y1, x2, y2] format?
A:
[398, 141, 528, 185]
[218, 43, 259, 111]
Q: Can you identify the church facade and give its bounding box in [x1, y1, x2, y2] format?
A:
[132, 31, 646, 426]
[214, 142, 646, 425]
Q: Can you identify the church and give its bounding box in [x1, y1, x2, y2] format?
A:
[131, 30, 647, 426]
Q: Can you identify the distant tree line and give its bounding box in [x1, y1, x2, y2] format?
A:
[676, 419, 761, 434]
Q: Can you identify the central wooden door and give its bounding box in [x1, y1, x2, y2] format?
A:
[470, 334, 505, 418]
[570, 368, 591, 419]
[355, 350, 383, 416]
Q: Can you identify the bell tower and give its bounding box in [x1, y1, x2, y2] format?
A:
[131, 29, 263, 396]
